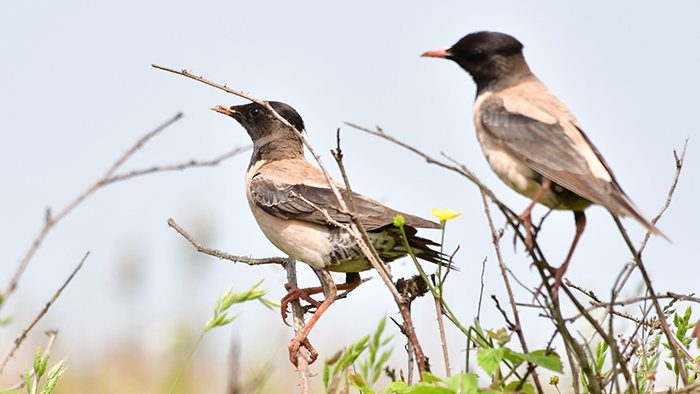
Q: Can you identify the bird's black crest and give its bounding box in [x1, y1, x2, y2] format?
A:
[269, 101, 305, 133]
[450, 31, 524, 60]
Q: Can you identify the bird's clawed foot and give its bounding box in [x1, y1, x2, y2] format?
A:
[280, 283, 323, 326]
[512, 211, 537, 252]
[288, 333, 319, 366]
[533, 265, 567, 300]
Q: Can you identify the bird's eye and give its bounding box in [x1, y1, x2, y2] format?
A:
[250, 108, 261, 117]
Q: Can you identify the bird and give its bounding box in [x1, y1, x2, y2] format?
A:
[422, 31, 664, 294]
[211, 100, 442, 366]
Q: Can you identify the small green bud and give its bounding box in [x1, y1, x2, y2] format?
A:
[393, 215, 405, 227]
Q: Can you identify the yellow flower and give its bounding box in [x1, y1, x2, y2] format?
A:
[432, 208, 462, 224]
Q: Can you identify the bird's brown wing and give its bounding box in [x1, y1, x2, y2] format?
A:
[249, 175, 440, 230]
[479, 95, 614, 208]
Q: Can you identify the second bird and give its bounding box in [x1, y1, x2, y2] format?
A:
[422, 31, 664, 293]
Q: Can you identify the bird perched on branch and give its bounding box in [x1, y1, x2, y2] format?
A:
[422, 31, 664, 294]
[211, 101, 442, 366]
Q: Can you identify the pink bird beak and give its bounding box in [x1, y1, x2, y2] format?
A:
[211, 105, 235, 116]
[421, 46, 452, 58]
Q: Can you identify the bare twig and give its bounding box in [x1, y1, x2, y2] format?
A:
[433, 296, 451, 378]
[285, 259, 312, 394]
[477, 257, 487, 320]
[3, 114, 184, 302]
[478, 187, 543, 393]
[614, 216, 689, 385]
[4, 331, 59, 391]
[330, 136, 430, 375]
[0, 253, 88, 374]
[106, 146, 249, 183]
[167, 218, 290, 265]
[639, 136, 688, 254]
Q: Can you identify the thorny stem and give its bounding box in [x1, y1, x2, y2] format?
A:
[614, 217, 688, 386]
[0, 252, 89, 374]
[478, 189, 544, 394]
[2, 113, 183, 302]
[331, 143, 431, 376]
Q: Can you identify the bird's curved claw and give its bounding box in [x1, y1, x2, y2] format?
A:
[289, 335, 318, 366]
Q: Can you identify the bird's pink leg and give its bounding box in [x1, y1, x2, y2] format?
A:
[280, 280, 362, 324]
[515, 177, 552, 250]
[287, 284, 335, 366]
[551, 210, 586, 294]
[284, 270, 362, 366]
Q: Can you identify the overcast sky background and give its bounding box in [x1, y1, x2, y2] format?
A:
[1, 1, 698, 391]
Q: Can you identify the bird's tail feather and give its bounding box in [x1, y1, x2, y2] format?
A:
[407, 235, 458, 271]
[609, 193, 669, 241]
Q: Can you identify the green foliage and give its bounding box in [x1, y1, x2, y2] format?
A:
[324, 316, 394, 394]
[390, 372, 497, 394]
[662, 307, 698, 388]
[22, 346, 65, 394]
[636, 333, 662, 393]
[477, 347, 561, 378]
[205, 278, 279, 333]
[171, 279, 277, 394]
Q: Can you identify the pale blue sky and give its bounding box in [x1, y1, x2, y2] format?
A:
[1, 1, 698, 389]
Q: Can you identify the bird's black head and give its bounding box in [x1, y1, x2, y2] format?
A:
[212, 101, 306, 164]
[211, 101, 305, 142]
[423, 31, 531, 92]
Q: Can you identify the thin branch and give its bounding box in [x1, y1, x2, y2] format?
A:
[579, 138, 689, 355]
[478, 187, 543, 393]
[3, 114, 183, 302]
[0, 252, 88, 374]
[285, 259, 312, 394]
[591, 293, 699, 308]
[167, 218, 290, 265]
[4, 331, 59, 391]
[106, 145, 249, 183]
[330, 135, 430, 375]
[639, 136, 688, 254]
[614, 216, 689, 385]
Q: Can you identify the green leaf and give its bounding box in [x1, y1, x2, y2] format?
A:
[505, 349, 562, 372]
[348, 373, 374, 394]
[382, 333, 396, 347]
[374, 317, 387, 349]
[420, 372, 444, 384]
[396, 383, 454, 394]
[389, 381, 410, 393]
[444, 373, 478, 394]
[323, 361, 330, 388]
[33, 347, 42, 377]
[372, 350, 393, 384]
[503, 381, 535, 393]
[595, 342, 608, 370]
[259, 298, 280, 309]
[39, 360, 65, 394]
[24, 366, 31, 394]
[477, 348, 504, 374]
[39, 354, 48, 379]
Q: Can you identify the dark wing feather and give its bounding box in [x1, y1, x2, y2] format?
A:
[480, 96, 610, 207]
[250, 176, 440, 230]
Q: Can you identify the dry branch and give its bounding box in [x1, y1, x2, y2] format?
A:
[0, 253, 88, 374]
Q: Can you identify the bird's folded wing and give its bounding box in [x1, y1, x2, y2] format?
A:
[249, 176, 439, 230]
[479, 96, 611, 206]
